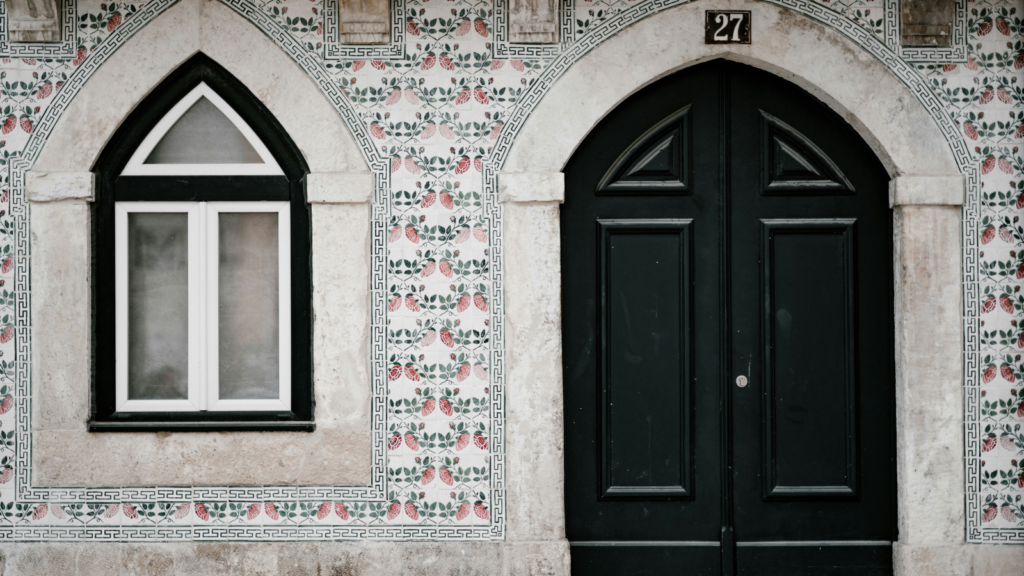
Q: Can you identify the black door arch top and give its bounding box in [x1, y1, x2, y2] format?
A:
[561, 61, 895, 576]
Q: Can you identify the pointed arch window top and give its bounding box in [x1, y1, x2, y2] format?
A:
[122, 83, 283, 176]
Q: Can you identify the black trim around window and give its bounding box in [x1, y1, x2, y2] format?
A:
[89, 53, 314, 432]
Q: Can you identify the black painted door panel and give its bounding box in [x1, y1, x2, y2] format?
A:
[562, 63, 722, 554]
[562, 61, 894, 575]
[729, 67, 894, 545]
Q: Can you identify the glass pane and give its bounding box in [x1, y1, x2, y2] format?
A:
[218, 212, 280, 400]
[145, 97, 264, 164]
[128, 213, 189, 400]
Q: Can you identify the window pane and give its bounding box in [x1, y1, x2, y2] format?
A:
[218, 212, 280, 399]
[145, 97, 264, 165]
[128, 213, 189, 400]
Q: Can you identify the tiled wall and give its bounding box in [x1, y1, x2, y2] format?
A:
[0, 0, 1017, 545]
[959, 0, 1024, 544]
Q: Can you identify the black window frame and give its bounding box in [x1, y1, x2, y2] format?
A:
[89, 53, 314, 432]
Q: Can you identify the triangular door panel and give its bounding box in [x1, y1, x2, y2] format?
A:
[761, 110, 854, 194]
[145, 96, 263, 165]
[597, 106, 690, 193]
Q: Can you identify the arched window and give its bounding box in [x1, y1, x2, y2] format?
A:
[91, 55, 312, 431]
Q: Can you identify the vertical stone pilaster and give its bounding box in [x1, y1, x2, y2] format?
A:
[308, 172, 374, 435]
[27, 171, 95, 434]
[890, 176, 966, 576]
[499, 172, 569, 576]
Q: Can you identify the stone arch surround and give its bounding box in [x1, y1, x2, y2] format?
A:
[32, 0, 368, 175]
[499, 0, 964, 179]
[25, 0, 378, 494]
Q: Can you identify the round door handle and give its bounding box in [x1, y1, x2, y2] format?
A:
[736, 375, 748, 388]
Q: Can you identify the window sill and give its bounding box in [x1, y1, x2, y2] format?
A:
[87, 421, 316, 433]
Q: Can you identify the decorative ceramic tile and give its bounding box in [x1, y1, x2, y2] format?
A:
[0, 0, 1013, 546]
[0, 0, 78, 58]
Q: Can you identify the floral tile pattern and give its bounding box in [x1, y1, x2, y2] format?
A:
[951, 0, 1024, 540]
[0, 0, 1013, 545]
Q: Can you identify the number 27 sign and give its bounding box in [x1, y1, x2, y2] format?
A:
[705, 11, 751, 44]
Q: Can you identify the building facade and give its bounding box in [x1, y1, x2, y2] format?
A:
[0, 0, 1018, 574]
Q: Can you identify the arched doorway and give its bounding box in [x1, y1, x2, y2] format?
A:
[561, 60, 895, 575]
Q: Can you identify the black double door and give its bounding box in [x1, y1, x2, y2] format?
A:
[561, 61, 895, 575]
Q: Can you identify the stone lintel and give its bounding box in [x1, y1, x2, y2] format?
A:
[26, 171, 95, 202]
[307, 171, 374, 204]
[888, 175, 964, 207]
[498, 172, 564, 203]
[338, 0, 389, 44]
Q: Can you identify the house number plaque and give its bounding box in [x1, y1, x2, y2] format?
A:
[705, 10, 751, 44]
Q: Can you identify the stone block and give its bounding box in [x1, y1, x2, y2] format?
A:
[311, 203, 372, 430]
[319, 542, 502, 575]
[510, 0, 558, 43]
[122, 544, 176, 576]
[893, 206, 964, 546]
[173, 543, 246, 576]
[498, 172, 564, 204]
[889, 175, 964, 207]
[307, 172, 375, 204]
[338, 0, 389, 44]
[0, 542, 78, 575]
[31, 200, 91, 432]
[503, 541, 571, 576]
[503, 201, 565, 541]
[33, 427, 371, 486]
[7, 0, 59, 43]
[894, 543, 972, 576]
[26, 171, 94, 202]
[240, 542, 320, 576]
[901, 0, 954, 47]
[971, 545, 1024, 576]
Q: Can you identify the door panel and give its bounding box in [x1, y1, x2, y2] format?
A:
[599, 220, 693, 498]
[562, 62, 722, 560]
[729, 64, 894, 547]
[562, 60, 895, 575]
[760, 220, 856, 499]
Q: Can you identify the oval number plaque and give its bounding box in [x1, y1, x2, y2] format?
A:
[705, 10, 751, 44]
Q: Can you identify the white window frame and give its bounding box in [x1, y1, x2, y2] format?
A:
[115, 202, 201, 412]
[121, 82, 284, 177]
[205, 201, 291, 412]
[115, 201, 292, 412]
